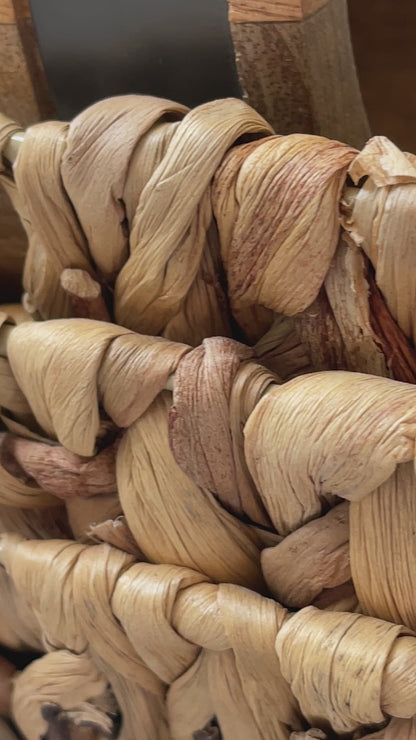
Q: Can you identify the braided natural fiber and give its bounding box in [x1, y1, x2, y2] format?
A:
[1, 534, 416, 739]
[1, 95, 416, 739]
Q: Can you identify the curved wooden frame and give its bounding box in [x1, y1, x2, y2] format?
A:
[227, 0, 370, 148]
[0, 0, 54, 125]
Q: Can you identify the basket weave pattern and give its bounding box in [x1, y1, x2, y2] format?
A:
[0, 96, 415, 739]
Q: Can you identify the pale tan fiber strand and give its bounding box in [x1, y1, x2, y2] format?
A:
[350, 462, 416, 631]
[61, 95, 188, 280]
[12, 650, 114, 740]
[114, 98, 272, 339]
[3, 101, 416, 391]
[4, 96, 416, 740]
[347, 137, 416, 348]
[244, 371, 416, 534]
[262, 501, 350, 606]
[1, 536, 416, 737]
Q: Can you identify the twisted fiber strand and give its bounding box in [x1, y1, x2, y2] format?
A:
[1, 535, 416, 738]
[2, 98, 416, 386]
[2, 97, 416, 737]
[0, 96, 354, 352]
[0, 97, 273, 346]
[12, 650, 115, 740]
[4, 322, 416, 614]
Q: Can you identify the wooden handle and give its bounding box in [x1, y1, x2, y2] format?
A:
[227, 0, 370, 148]
[0, 0, 53, 125]
[228, 0, 330, 23]
[0, 0, 17, 24]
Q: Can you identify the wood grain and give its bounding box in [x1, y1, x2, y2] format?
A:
[228, 0, 370, 148]
[228, 0, 329, 23]
[0, 0, 30, 24]
[0, 0, 54, 302]
[0, 0, 15, 24]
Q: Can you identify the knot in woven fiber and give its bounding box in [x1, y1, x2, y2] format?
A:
[3, 536, 416, 737]
[0, 97, 273, 345]
[244, 370, 416, 535]
[11, 650, 114, 740]
[0, 534, 88, 654]
[261, 501, 351, 608]
[276, 607, 412, 734]
[0, 98, 363, 360]
[7, 319, 190, 455]
[3, 101, 416, 388]
[169, 336, 276, 526]
[5, 97, 416, 739]
[6, 322, 267, 588]
[212, 134, 355, 340]
[7, 318, 416, 606]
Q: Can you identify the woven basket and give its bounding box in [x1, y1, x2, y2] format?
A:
[0, 95, 415, 740]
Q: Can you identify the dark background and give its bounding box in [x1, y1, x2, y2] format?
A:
[29, 0, 241, 118]
[348, 0, 416, 152]
[29, 0, 416, 151]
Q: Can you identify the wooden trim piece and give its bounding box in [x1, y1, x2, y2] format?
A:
[0, 0, 31, 25]
[11, 0, 31, 21]
[228, 0, 370, 148]
[0, 0, 16, 25]
[228, 0, 329, 24]
[301, 0, 331, 18]
[0, 0, 54, 124]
